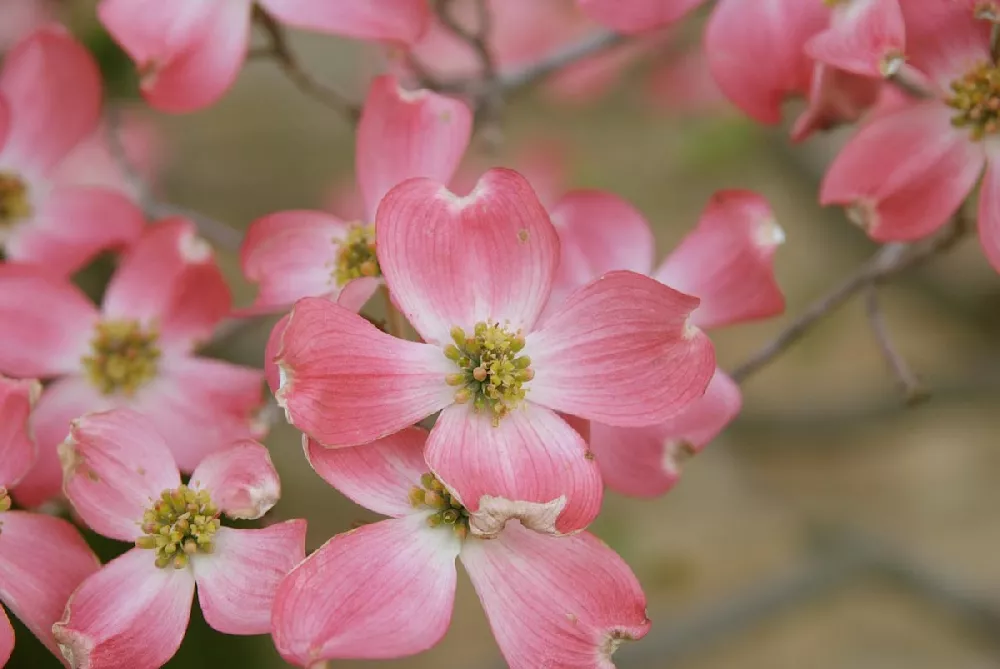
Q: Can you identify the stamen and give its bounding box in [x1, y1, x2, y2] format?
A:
[946, 62, 1000, 140]
[410, 473, 469, 540]
[333, 223, 380, 286]
[444, 322, 533, 426]
[81, 320, 161, 396]
[0, 487, 10, 513]
[135, 484, 221, 569]
[0, 171, 31, 228]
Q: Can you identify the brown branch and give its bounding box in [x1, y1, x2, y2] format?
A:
[731, 216, 968, 384]
[252, 7, 360, 123]
[864, 285, 930, 405]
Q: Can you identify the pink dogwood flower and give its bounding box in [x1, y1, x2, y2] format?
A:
[276, 168, 716, 537]
[272, 428, 650, 668]
[705, 0, 904, 140]
[240, 75, 472, 315]
[577, 0, 707, 33]
[0, 0, 51, 52]
[54, 409, 306, 669]
[821, 1, 1000, 271]
[98, 0, 431, 113]
[549, 190, 785, 497]
[0, 375, 100, 666]
[0, 218, 266, 507]
[0, 27, 144, 274]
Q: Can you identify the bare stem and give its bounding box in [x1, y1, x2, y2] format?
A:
[252, 7, 360, 123]
[864, 285, 930, 405]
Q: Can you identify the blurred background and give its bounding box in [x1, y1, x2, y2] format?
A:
[6, 0, 1000, 667]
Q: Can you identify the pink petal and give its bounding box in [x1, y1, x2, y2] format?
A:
[240, 210, 348, 313]
[590, 369, 742, 498]
[654, 190, 785, 330]
[0, 511, 99, 661]
[820, 101, 984, 240]
[460, 522, 650, 669]
[102, 218, 230, 352]
[547, 190, 656, 311]
[0, 26, 101, 174]
[426, 403, 602, 537]
[578, 0, 706, 33]
[901, 0, 991, 89]
[276, 297, 453, 447]
[14, 376, 111, 509]
[0, 607, 11, 667]
[978, 152, 1000, 273]
[53, 547, 195, 669]
[60, 409, 181, 541]
[189, 440, 280, 520]
[264, 312, 289, 395]
[5, 187, 145, 276]
[356, 75, 472, 219]
[705, 0, 828, 124]
[133, 356, 264, 472]
[192, 522, 306, 635]
[806, 0, 905, 78]
[102, 0, 253, 113]
[790, 63, 882, 142]
[305, 427, 432, 518]
[258, 0, 430, 45]
[527, 271, 716, 426]
[376, 169, 558, 343]
[0, 265, 99, 378]
[0, 376, 40, 489]
[271, 516, 460, 665]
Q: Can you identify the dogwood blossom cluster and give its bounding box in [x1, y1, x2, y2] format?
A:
[0, 0, 992, 667]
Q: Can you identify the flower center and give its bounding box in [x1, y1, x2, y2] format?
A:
[444, 322, 534, 426]
[0, 171, 31, 229]
[0, 487, 10, 513]
[947, 62, 1000, 140]
[409, 473, 469, 540]
[136, 484, 221, 569]
[81, 320, 161, 396]
[333, 223, 380, 287]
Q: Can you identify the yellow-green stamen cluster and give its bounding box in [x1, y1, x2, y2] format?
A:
[444, 322, 533, 426]
[946, 62, 1000, 140]
[333, 224, 380, 286]
[136, 485, 221, 569]
[0, 487, 10, 513]
[409, 473, 469, 540]
[0, 171, 31, 228]
[81, 320, 161, 396]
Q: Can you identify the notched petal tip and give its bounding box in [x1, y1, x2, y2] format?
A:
[879, 51, 905, 78]
[468, 495, 568, 538]
[662, 440, 698, 478]
[179, 229, 212, 263]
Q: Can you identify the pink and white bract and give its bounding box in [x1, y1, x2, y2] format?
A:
[0, 27, 144, 274]
[54, 409, 306, 669]
[0, 375, 100, 666]
[271, 428, 650, 669]
[240, 75, 472, 315]
[276, 168, 716, 537]
[0, 219, 265, 507]
[550, 189, 784, 497]
[98, 0, 431, 113]
[821, 0, 1000, 272]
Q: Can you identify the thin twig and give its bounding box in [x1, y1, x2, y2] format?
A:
[731, 217, 968, 384]
[864, 285, 930, 405]
[495, 29, 627, 93]
[252, 6, 360, 123]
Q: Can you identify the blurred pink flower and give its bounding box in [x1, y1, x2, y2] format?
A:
[240, 75, 472, 316]
[98, 0, 431, 112]
[0, 375, 100, 666]
[0, 27, 144, 274]
[0, 219, 265, 507]
[549, 190, 785, 497]
[275, 168, 716, 536]
[705, 0, 904, 140]
[0, 0, 51, 52]
[578, 0, 708, 33]
[272, 428, 650, 668]
[54, 409, 305, 669]
[820, 1, 1000, 270]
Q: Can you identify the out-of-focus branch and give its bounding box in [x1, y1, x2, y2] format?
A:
[731, 215, 968, 385]
[104, 107, 245, 251]
[252, 7, 360, 123]
[864, 285, 930, 405]
[494, 29, 626, 93]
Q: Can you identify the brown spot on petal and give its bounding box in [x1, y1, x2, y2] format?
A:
[517, 229, 530, 243]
